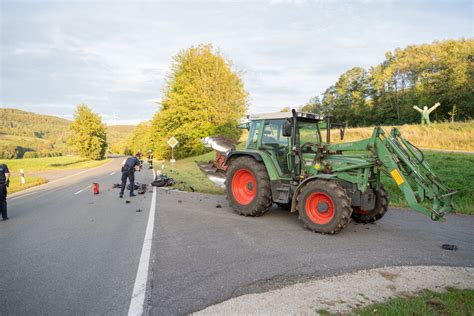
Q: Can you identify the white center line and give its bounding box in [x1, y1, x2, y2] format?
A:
[128, 170, 157, 316]
[74, 185, 91, 195]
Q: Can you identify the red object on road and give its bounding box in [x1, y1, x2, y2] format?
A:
[93, 183, 99, 194]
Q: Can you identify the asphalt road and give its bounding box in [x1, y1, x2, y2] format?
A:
[147, 190, 474, 315]
[1, 161, 473, 315]
[0, 158, 155, 315]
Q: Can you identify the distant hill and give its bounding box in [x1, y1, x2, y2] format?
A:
[107, 125, 135, 154]
[0, 108, 71, 158]
[0, 108, 135, 158]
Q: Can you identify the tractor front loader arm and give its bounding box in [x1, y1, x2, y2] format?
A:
[372, 127, 456, 220]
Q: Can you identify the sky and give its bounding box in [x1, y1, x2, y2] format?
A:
[1, 0, 473, 125]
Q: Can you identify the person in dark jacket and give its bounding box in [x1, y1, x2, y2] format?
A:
[120, 155, 141, 198]
[0, 163, 10, 221]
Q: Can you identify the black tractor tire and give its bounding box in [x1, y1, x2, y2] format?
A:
[225, 156, 273, 217]
[351, 187, 389, 224]
[297, 180, 352, 234]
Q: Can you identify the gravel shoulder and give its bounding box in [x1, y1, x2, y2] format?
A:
[196, 265, 474, 315]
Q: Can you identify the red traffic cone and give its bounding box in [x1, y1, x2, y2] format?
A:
[93, 183, 99, 194]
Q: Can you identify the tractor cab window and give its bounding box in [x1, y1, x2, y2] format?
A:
[246, 120, 262, 149]
[261, 119, 290, 174]
[297, 121, 320, 146]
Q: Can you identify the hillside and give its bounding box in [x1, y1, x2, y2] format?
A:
[0, 108, 135, 158]
[107, 125, 135, 154]
[0, 108, 72, 157]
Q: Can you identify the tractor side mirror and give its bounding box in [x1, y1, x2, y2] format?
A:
[283, 121, 292, 137]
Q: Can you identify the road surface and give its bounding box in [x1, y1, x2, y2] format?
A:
[147, 190, 474, 315]
[1, 160, 473, 315]
[0, 158, 155, 315]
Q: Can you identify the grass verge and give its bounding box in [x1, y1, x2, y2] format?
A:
[158, 151, 224, 195]
[0, 156, 110, 173]
[7, 176, 48, 194]
[351, 287, 474, 316]
[1, 156, 110, 194]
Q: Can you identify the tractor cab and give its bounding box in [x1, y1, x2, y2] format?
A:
[244, 110, 341, 179]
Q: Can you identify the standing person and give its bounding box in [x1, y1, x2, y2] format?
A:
[0, 163, 10, 221]
[147, 150, 154, 168]
[119, 154, 140, 198]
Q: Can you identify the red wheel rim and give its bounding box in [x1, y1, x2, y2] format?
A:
[305, 192, 335, 225]
[232, 169, 257, 205]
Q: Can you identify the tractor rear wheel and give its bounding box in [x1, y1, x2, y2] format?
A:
[226, 156, 272, 216]
[351, 187, 389, 224]
[297, 180, 352, 234]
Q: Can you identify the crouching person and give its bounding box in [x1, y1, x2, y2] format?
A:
[120, 154, 141, 198]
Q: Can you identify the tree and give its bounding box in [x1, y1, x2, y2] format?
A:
[316, 38, 474, 126]
[69, 104, 107, 160]
[151, 44, 248, 158]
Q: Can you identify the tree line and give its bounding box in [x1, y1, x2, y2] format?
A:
[300, 39, 473, 126]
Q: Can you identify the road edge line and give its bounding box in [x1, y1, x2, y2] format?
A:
[128, 172, 157, 316]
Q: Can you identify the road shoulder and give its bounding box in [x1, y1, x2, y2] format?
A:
[196, 266, 474, 315]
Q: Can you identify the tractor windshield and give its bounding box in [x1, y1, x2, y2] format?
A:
[297, 120, 321, 146]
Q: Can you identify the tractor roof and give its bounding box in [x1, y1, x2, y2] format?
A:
[248, 111, 324, 121]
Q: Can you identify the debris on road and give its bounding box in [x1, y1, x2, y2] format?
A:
[126, 200, 131, 204]
[136, 209, 142, 212]
[441, 244, 458, 251]
[112, 183, 121, 189]
[216, 204, 222, 208]
[151, 174, 175, 187]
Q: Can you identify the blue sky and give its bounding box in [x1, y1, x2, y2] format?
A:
[1, 0, 472, 125]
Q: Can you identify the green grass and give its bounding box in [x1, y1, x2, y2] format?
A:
[1, 156, 110, 194]
[7, 176, 47, 194]
[351, 288, 474, 316]
[381, 151, 474, 215]
[158, 151, 224, 195]
[0, 156, 110, 174]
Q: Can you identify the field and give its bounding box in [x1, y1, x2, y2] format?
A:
[1, 156, 110, 194]
[337, 121, 474, 152]
[349, 288, 473, 316]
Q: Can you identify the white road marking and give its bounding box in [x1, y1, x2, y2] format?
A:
[128, 170, 157, 316]
[74, 185, 92, 195]
[110, 171, 116, 176]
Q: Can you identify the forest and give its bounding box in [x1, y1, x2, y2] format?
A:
[301, 39, 473, 126]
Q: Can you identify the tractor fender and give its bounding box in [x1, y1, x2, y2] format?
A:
[225, 151, 263, 165]
[224, 150, 281, 181]
[290, 174, 337, 213]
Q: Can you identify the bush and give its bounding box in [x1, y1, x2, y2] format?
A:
[23, 152, 39, 159]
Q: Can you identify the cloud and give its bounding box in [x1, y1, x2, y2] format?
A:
[1, 0, 472, 121]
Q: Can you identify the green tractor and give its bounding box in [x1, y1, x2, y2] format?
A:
[204, 110, 456, 234]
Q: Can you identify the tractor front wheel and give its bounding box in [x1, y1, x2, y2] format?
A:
[226, 156, 272, 216]
[351, 187, 389, 224]
[297, 180, 352, 234]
